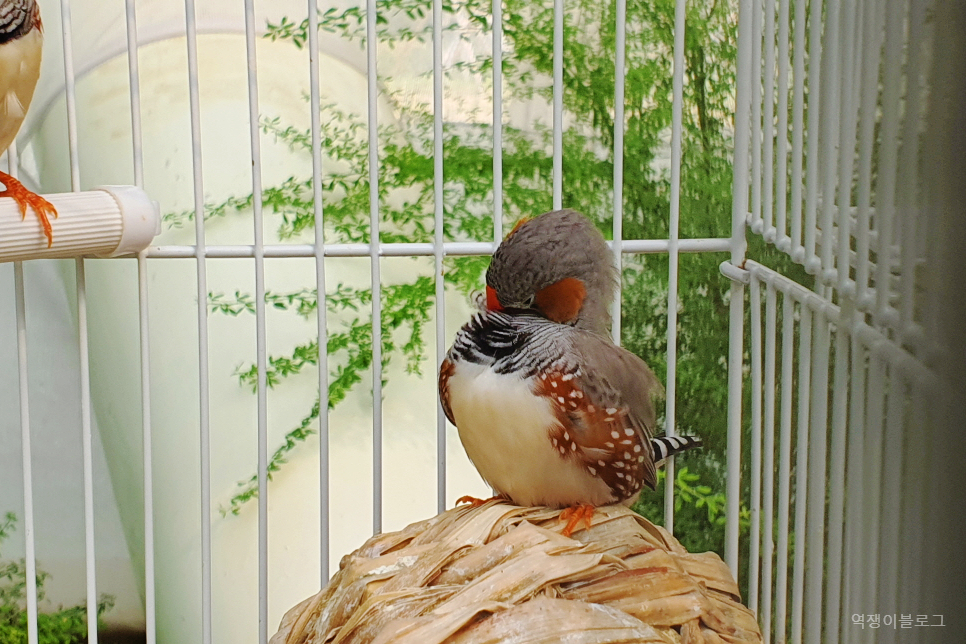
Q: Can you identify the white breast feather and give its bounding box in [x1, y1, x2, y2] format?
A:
[0, 27, 43, 153]
[447, 362, 613, 508]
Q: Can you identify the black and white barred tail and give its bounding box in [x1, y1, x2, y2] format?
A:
[650, 435, 703, 463]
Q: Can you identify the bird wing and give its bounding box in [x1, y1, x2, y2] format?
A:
[571, 332, 663, 432]
[438, 357, 457, 426]
[543, 331, 664, 493]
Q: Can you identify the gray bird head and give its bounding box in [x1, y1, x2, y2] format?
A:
[485, 209, 617, 334]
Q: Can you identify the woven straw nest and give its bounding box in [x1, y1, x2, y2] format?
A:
[271, 501, 762, 644]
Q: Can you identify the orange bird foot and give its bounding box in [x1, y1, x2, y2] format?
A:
[455, 494, 505, 508]
[559, 504, 596, 537]
[0, 171, 57, 248]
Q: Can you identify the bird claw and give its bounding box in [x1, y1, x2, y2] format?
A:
[455, 494, 503, 508]
[559, 504, 596, 537]
[1, 172, 57, 247]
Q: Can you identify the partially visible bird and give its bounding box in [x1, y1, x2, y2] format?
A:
[439, 209, 702, 536]
[1, 0, 56, 247]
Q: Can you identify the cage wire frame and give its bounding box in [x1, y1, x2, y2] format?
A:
[2, 0, 943, 643]
[735, 0, 941, 644]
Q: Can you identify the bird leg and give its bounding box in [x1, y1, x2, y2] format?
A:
[455, 494, 505, 508]
[559, 504, 596, 537]
[0, 171, 57, 247]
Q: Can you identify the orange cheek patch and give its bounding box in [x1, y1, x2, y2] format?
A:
[535, 278, 586, 323]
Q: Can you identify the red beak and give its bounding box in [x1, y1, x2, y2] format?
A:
[485, 285, 504, 311]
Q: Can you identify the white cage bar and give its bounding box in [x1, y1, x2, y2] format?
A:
[1, 0, 951, 642]
[365, 0, 384, 539]
[663, 0, 687, 534]
[306, 0, 331, 583]
[241, 0, 270, 640]
[736, 0, 948, 635]
[13, 254, 39, 644]
[432, 0, 447, 517]
[610, 0, 627, 345]
[58, 1, 99, 643]
[182, 0, 214, 641]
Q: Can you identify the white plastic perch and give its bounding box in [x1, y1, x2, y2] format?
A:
[0, 185, 160, 262]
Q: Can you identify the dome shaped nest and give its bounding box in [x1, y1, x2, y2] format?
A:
[271, 501, 762, 644]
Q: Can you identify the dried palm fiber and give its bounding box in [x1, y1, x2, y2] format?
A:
[271, 501, 762, 644]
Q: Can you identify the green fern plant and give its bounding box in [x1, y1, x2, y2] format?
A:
[0, 513, 114, 644]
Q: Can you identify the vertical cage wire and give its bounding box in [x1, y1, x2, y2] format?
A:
[740, 1, 943, 638]
[824, 4, 862, 634]
[803, 306, 829, 644]
[774, 290, 795, 644]
[774, 0, 790, 250]
[853, 0, 883, 311]
[842, 331, 867, 644]
[7, 130, 38, 644]
[824, 314, 851, 643]
[760, 281, 778, 641]
[897, 381, 927, 642]
[740, 258, 937, 640]
[789, 302, 812, 644]
[240, 0, 270, 640]
[58, 0, 80, 191]
[122, 2, 155, 633]
[836, 3, 874, 294]
[761, 0, 922, 312]
[124, 0, 145, 189]
[366, 0, 385, 535]
[817, 0, 841, 283]
[802, 0, 824, 271]
[832, 4, 851, 285]
[859, 350, 885, 643]
[896, 0, 926, 347]
[788, 0, 807, 259]
[663, 0, 687, 533]
[749, 0, 762, 235]
[833, 0, 860, 298]
[57, 0, 99, 641]
[551, 0, 564, 211]
[876, 369, 906, 644]
[306, 0, 331, 581]
[75, 258, 98, 644]
[136, 250, 157, 644]
[724, 161, 745, 575]
[611, 0, 626, 345]
[491, 0, 504, 242]
[181, 0, 214, 640]
[872, 0, 904, 327]
[432, 0, 448, 515]
[748, 276, 763, 615]
[746, 260, 933, 642]
[13, 246, 39, 644]
[6, 110, 37, 644]
[761, 0, 776, 241]
[725, 0, 753, 576]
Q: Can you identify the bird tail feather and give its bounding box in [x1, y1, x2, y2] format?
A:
[650, 435, 703, 463]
